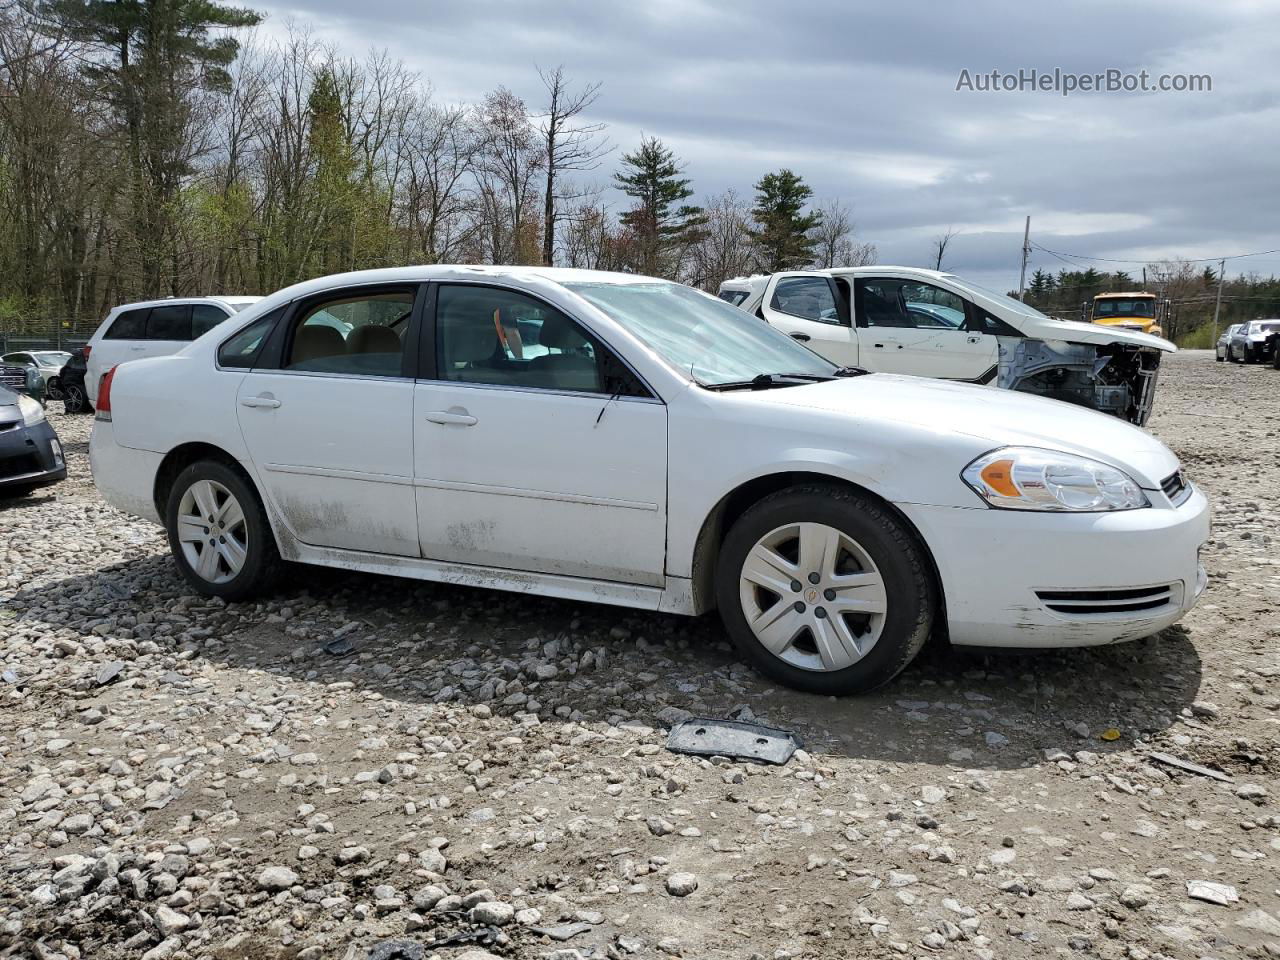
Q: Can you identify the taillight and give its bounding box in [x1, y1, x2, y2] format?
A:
[82, 345, 91, 359]
[96, 365, 118, 421]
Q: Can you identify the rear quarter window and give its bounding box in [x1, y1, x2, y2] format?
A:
[218, 307, 285, 369]
[104, 309, 148, 340]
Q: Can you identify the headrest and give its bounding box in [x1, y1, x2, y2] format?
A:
[347, 324, 400, 355]
[442, 304, 498, 363]
[538, 313, 584, 350]
[293, 325, 345, 364]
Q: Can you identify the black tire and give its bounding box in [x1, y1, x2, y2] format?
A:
[715, 485, 936, 695]
[1228, 346, 1240, 363]
[63, 383, 90, 414]
[1215, 351, 1224, 362]
[1273, 349, 1280, 371]
[45, 377, 63, 401]
[164, 459, 283, 601]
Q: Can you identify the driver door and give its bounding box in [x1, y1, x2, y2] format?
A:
[759, 273, 858, 367]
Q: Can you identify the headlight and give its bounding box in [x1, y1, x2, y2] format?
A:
[962, 447, 1149, 512]
[17, 393, 45, 427]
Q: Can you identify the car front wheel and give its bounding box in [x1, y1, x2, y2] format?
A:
[715, 485, 936, 695]
[165, 460, 282, 601]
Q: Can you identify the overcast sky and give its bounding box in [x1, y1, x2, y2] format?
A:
[252, 0, 1280, 290]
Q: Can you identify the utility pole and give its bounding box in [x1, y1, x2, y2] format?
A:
[1017, 216, 1031, 301]
[1211, 258, 1226, 345]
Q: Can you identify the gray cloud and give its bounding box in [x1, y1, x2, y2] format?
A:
[254, 0, 1280, 289]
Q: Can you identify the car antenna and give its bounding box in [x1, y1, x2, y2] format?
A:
[594, 383, 622, 427]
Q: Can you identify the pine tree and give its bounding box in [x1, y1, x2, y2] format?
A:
[749, 169, 821, 271]
[47, 0, 262, 293]
[613, 136, 703, 277]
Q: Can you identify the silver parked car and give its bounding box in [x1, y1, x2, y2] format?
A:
[1227, 319, 1280, 364]
[1216, 323, 1242, 361]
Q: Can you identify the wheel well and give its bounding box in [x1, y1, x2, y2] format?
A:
[689, 472, 946, 624]
[153, 443, 250, 519]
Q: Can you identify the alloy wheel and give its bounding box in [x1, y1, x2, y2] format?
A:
[738, 521, 888, 672]
[176, 479, 248, 583]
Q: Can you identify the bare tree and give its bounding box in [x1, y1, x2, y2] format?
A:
[535, 65, 608, 266]
[809, 199, 877, 269]
[687, 190, 756, 291]
[931, 226, 959, 270]
[474, 86, 542, 264]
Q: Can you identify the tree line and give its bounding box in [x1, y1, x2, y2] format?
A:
[0, 0, 876, 329]
[1023, 264, 1280, 343]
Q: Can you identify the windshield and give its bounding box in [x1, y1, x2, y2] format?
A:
[564, 281, 838, 386]
[943, 275, 1056, 321]
[1095, 298, 1155, 318]
[32, 351, 72, 365]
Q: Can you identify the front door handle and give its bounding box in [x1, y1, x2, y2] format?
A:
[424, 409, 478, 426]
[241, 395, 281, 409]
[873, 343, 885, 348]
[967, 336, 982, 344]
[789, 333, 811, 342]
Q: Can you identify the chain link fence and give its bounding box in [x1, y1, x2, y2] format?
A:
[0, 319, 99, 355]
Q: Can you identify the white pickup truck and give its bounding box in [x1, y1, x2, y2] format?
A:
[718, 266, 1176, 425]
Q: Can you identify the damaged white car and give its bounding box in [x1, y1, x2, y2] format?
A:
[91, 266, 1207, 695]
[719, 266, 1176, 425]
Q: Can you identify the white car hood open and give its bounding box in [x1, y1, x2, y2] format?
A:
[1014, 316, 1175, 352]
[748, 374, 1180, 487]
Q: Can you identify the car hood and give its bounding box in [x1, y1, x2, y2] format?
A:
[745, 374, 1180, 487]
[1019, 316, 1175, 352]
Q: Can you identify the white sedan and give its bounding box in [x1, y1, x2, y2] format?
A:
[90, 266, 1209, 695]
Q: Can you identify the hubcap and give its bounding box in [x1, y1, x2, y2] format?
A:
[738, 521, 887, 672]
[176, 479, 248, 583]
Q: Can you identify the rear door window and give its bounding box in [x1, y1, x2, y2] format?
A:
[770, 276, 841, 325]
[145, 304, 193, 341]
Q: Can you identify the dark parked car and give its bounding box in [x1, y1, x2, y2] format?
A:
[57, 347, 93, 413]
[0, 384, 66, 498]
[0, 361, 44, 403]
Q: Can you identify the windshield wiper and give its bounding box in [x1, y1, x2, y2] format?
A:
[833, 365, 870, 377]
[702, 373, 825, 392]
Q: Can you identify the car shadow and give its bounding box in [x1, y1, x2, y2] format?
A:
[7, 556, 1203, 771]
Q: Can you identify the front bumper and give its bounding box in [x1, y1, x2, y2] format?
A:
[0, 418, 66, 491]
[899, 486, 1210, 648]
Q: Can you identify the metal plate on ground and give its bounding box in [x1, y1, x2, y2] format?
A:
[666, 717, 801, 765]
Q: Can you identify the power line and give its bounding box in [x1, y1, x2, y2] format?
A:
[1029, 241, 1280, 266]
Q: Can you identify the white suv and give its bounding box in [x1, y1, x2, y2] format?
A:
[721, 267, 1176, 425]
[86, 296, 260, 404]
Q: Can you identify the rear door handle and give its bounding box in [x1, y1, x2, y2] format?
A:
[241, 395, 281, 409]
[424, 410, 478, 426]
[789, 333, 811, 342]
[967, 336, 982, 344]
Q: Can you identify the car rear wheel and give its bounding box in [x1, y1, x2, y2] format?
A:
[45, 377, 63, 401]
[63, 383, 90, 414]
[165, 460, 282, 601]
[715, 485, 935, 695]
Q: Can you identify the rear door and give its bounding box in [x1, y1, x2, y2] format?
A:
[852, 276, 997, 380]
[234, 283, 423, 557]
[759, 273, 858, 366]
[88, 307, 149, 401]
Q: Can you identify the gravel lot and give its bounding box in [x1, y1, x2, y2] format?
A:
[2, 349, 1278, 960]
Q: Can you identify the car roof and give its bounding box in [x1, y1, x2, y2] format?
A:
[824, 265, 951, 280]
[108, 295, 262, 312]
[1095, 292, 1155, 299]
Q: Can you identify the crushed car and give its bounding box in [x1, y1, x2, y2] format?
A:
[91, 265, 1208, 696]
[719, 266, 1176, 425]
